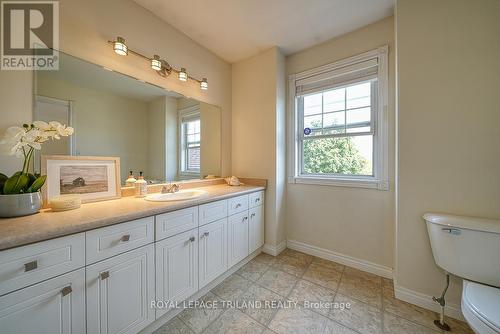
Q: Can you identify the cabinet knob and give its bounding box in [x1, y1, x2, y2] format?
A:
[243, 216, 248, 221]
[121, 234, 131, 242]
[251, 213, 256, 218]
[203, 232, 210, 237]
[256, 198, 260, 202]
[24, 260, 38, 272]
[189, 236, 196, 242]
[61, 286, 72, 296]
[100, 271, 110, 280]
[236, 203, 241, 208]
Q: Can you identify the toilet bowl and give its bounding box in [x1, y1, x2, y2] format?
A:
[424, 213, 500, 334]
[461, 280, 500, 334]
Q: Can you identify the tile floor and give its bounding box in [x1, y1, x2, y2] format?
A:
[153, 249, 473, 334]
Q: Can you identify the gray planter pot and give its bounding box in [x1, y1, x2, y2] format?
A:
[0, 192, 42, 218]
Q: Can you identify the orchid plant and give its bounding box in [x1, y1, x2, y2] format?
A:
[0, 121, 74, 195]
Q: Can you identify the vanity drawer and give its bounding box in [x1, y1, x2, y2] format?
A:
[199, 200, 228, 226]
[228, 195, 249, 216]
[86, 217, 154, 264]
[249, 191, 264, 208]
[156, 207, 199, 241]
[0, 233, 85, 296]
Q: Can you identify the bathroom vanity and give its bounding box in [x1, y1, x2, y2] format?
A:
[0, 184, 265, 334]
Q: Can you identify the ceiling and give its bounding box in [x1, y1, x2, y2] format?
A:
[134, 0, 394, 63]
[38, 52, 181, 102]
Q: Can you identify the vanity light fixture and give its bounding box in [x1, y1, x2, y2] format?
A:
[113, 37, 128, 56]
[178, 68, 187, 82]
[109, 36, 208, 91]
[200, 78, 208, 90]
[151, 55, 162, 71]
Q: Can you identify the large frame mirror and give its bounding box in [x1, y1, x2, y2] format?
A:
[34, 52, 221, 186]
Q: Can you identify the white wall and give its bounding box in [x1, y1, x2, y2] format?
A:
[37, 74, 150, 183]
[232, 47, 287, 251]
[286, 17, 395, 269]
[0, 0, 231, 176]
[396, 0, 500, 308]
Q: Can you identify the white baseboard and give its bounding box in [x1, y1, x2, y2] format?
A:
[262, 240, 287, 256]
[394, 285, 464, 321]
[286, 239, 393, 279]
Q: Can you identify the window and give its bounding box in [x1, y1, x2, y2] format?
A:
[180, 110, 201, 174]
[288, 47, 389, 190]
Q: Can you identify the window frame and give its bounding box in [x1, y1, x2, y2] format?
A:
[288, 46, 389, 190]
[178, 106, 201, 177]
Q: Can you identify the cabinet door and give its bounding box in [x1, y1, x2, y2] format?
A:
[199, 219, 228, 289]
[86, 244, 155, 334]
[0, 269, 85, 334]
[156, 229, 198, 318]
[228, 211, 249, 267]
[249, 205, 264, 253]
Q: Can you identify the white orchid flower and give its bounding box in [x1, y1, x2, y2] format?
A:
[32, 121, 50, 130]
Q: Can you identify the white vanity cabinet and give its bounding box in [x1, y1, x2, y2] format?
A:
[86, 244, 155, 334]
[155, 229, 199, 318]
[198, 218, 228, 289]
[0, 188, 265, 334]
[228, 211, 250, 267]
[249, 204, 264, 253]
[0, 268, 86, 334]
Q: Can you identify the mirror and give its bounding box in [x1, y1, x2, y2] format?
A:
[34, 52, 221, 185]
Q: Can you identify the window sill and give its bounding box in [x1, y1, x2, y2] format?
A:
[288, 176, 389, 190]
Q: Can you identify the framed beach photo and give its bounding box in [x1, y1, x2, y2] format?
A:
[41, 155, 121, 204]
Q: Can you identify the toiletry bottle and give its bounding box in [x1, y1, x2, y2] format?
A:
[125, 170, 137, 187]
[135, 172, 147, 197]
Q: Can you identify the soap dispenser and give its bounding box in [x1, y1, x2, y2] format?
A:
[135, 171, 147, 197]
[125, 171, 137, 187]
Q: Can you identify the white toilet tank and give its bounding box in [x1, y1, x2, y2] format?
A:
[424, 213, 500, 288]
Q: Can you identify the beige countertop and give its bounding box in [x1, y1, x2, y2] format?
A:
[0, 184, 265, 251]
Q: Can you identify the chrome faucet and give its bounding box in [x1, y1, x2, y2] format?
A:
[161, 182, 180, 194]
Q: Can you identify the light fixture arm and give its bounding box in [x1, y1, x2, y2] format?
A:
[107, 39, 205, 85]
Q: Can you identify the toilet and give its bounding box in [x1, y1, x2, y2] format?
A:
[424, 213, 500, 334]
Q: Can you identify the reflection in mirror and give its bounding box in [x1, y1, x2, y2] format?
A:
[35, 52, 221, 185]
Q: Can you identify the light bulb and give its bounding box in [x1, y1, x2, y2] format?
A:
[151, 55, 162, 71]
[178, 68, 187, 82]
[113, 37, 127, 56]
[200, 78, 208, 90]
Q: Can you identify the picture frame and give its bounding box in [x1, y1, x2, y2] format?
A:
[41, 155, 121, 205]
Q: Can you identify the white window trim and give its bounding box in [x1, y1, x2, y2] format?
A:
[288, 46, 389, 190]
[178, 105, 201, 177]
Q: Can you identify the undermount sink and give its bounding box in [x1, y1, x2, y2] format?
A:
[144, 189, 209, 202]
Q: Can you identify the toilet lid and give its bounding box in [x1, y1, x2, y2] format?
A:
[463, 281, 500, 332]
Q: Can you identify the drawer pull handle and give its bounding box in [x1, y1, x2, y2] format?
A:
[189, 236, 196, 242]
[61, 286, 72, 296]
[251, 213, 256, 218]
[100, 271, 109, 280]
[24, 260, 38, 272]
[121, 234, 131, 242]
[204, 232, 210, 237]
[236, 203, 242, 208]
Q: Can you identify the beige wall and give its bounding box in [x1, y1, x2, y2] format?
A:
[37, 74, 150, 183]
[232, 47, 287, 249]
[0, 0, 231, 176]
[200, 102, 222, 178]
[286, 17, 395, 268]
[396, 0, 500, 308]
[148, 97, 167, 181]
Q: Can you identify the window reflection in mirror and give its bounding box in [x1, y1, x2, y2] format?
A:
[34, 52, 221, 185]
